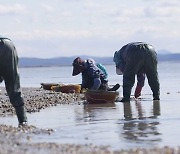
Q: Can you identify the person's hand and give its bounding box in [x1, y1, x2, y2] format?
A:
[0, 76, 3, 83]
[134, 85, 142, 98]
[80, 88, 87, 93]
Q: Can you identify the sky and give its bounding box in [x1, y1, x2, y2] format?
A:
[1, 0, 180, 58]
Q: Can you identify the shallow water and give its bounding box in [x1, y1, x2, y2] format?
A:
[1, 93, 180, 150]
[1, 62, 180, 150]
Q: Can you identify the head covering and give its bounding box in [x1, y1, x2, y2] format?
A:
[72, 57, 83, 76]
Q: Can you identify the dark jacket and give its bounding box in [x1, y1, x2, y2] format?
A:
[81, 59, 108, 90]
[0, 35, 27, 124]
[114, 42, 160, 99]
[113, 42, 146, 87]
[0, 36, 23, 106]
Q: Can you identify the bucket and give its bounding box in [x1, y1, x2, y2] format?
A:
[84, 90, 119, 104]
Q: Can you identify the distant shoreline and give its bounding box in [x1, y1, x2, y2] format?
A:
[19, 60, 180, 68]
[19, 54, 180, 68]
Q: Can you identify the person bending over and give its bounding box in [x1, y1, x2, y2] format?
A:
[113, 42, 160, 102]
[72, 57, 120, 91]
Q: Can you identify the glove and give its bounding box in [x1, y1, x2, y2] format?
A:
[108, 83, 120, 91]
[80, 88, 87, 93]
[134, 85, 142, 98]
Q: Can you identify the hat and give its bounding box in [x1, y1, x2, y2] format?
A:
[72, 57, 83, 76]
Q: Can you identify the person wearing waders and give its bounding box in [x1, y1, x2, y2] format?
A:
[0, 35, 27, 126]
[113, 42, 160, 102]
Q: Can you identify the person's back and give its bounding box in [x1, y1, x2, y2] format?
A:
[86, 58, 108, 79]
[81, 59, 108, 90]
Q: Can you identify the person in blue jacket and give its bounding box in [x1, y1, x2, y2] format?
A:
[0, 35, 27, 126]
[72, 57, 119, 91]
[113, 42, 160, 102]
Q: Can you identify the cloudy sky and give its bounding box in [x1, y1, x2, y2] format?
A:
[1, 0, 180, 58]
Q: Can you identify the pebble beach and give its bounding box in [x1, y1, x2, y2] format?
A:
[0, 87, 180, 154]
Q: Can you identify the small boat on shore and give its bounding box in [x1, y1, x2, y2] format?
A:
[41, 83, 81, 93]
[41, 83, 58, 90]
[51, 84, 81, 93]
[84, 90, 119, 104]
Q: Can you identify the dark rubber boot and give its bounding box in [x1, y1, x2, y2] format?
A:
[15, 106, 28, 126]
[108, 84, 120, 91]
[120, 97, 130, 102]
[153, 96, 160, 100]
[134, 85, 142, 98]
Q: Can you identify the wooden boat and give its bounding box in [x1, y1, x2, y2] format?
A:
[41, 83, 81, 93]
[51, 84, 81, 93]
[41, 83, 59, 90]
[84, 90, 119, 104]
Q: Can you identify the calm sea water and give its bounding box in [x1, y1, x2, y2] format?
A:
[1, 61, 180, 150]
[18, 64, 120, 87]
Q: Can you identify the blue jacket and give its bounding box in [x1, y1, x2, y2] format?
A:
[81, 59, 108, 89]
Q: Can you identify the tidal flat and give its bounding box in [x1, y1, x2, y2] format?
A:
[0, 87, 180, 154]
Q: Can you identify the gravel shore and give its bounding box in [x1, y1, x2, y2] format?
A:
[0, 87, 179, 154]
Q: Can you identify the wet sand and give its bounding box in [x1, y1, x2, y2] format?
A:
[0, 87, 180, 154]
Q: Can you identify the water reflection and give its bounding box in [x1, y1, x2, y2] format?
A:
[121, 100, 162, 143]
[83, 103, 116, 123]
[123, 100, 161, 120]
[84, 103, 116, 112]
[135, 100, 161, 119]
[152, 100, 161, 117]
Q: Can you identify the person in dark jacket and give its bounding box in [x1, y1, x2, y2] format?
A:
[72, 57, 108, 90]
[114, 53, 145, 99]
[0, 35, 27, 126]
[72, 57, 120, 91]
[113, 42, 160, 102]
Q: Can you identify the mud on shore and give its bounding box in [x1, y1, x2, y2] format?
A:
[0, 87, 84, 116]
[0, 87, 180, 154]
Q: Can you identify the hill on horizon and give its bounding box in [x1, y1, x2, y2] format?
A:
[19, 53, 180, 67]
[19, 55, 114, 67]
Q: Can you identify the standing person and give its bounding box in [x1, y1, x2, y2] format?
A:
[113, 42, 160, 102]
[72, 57, 120, 91]
[0, 35, 27, 126]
